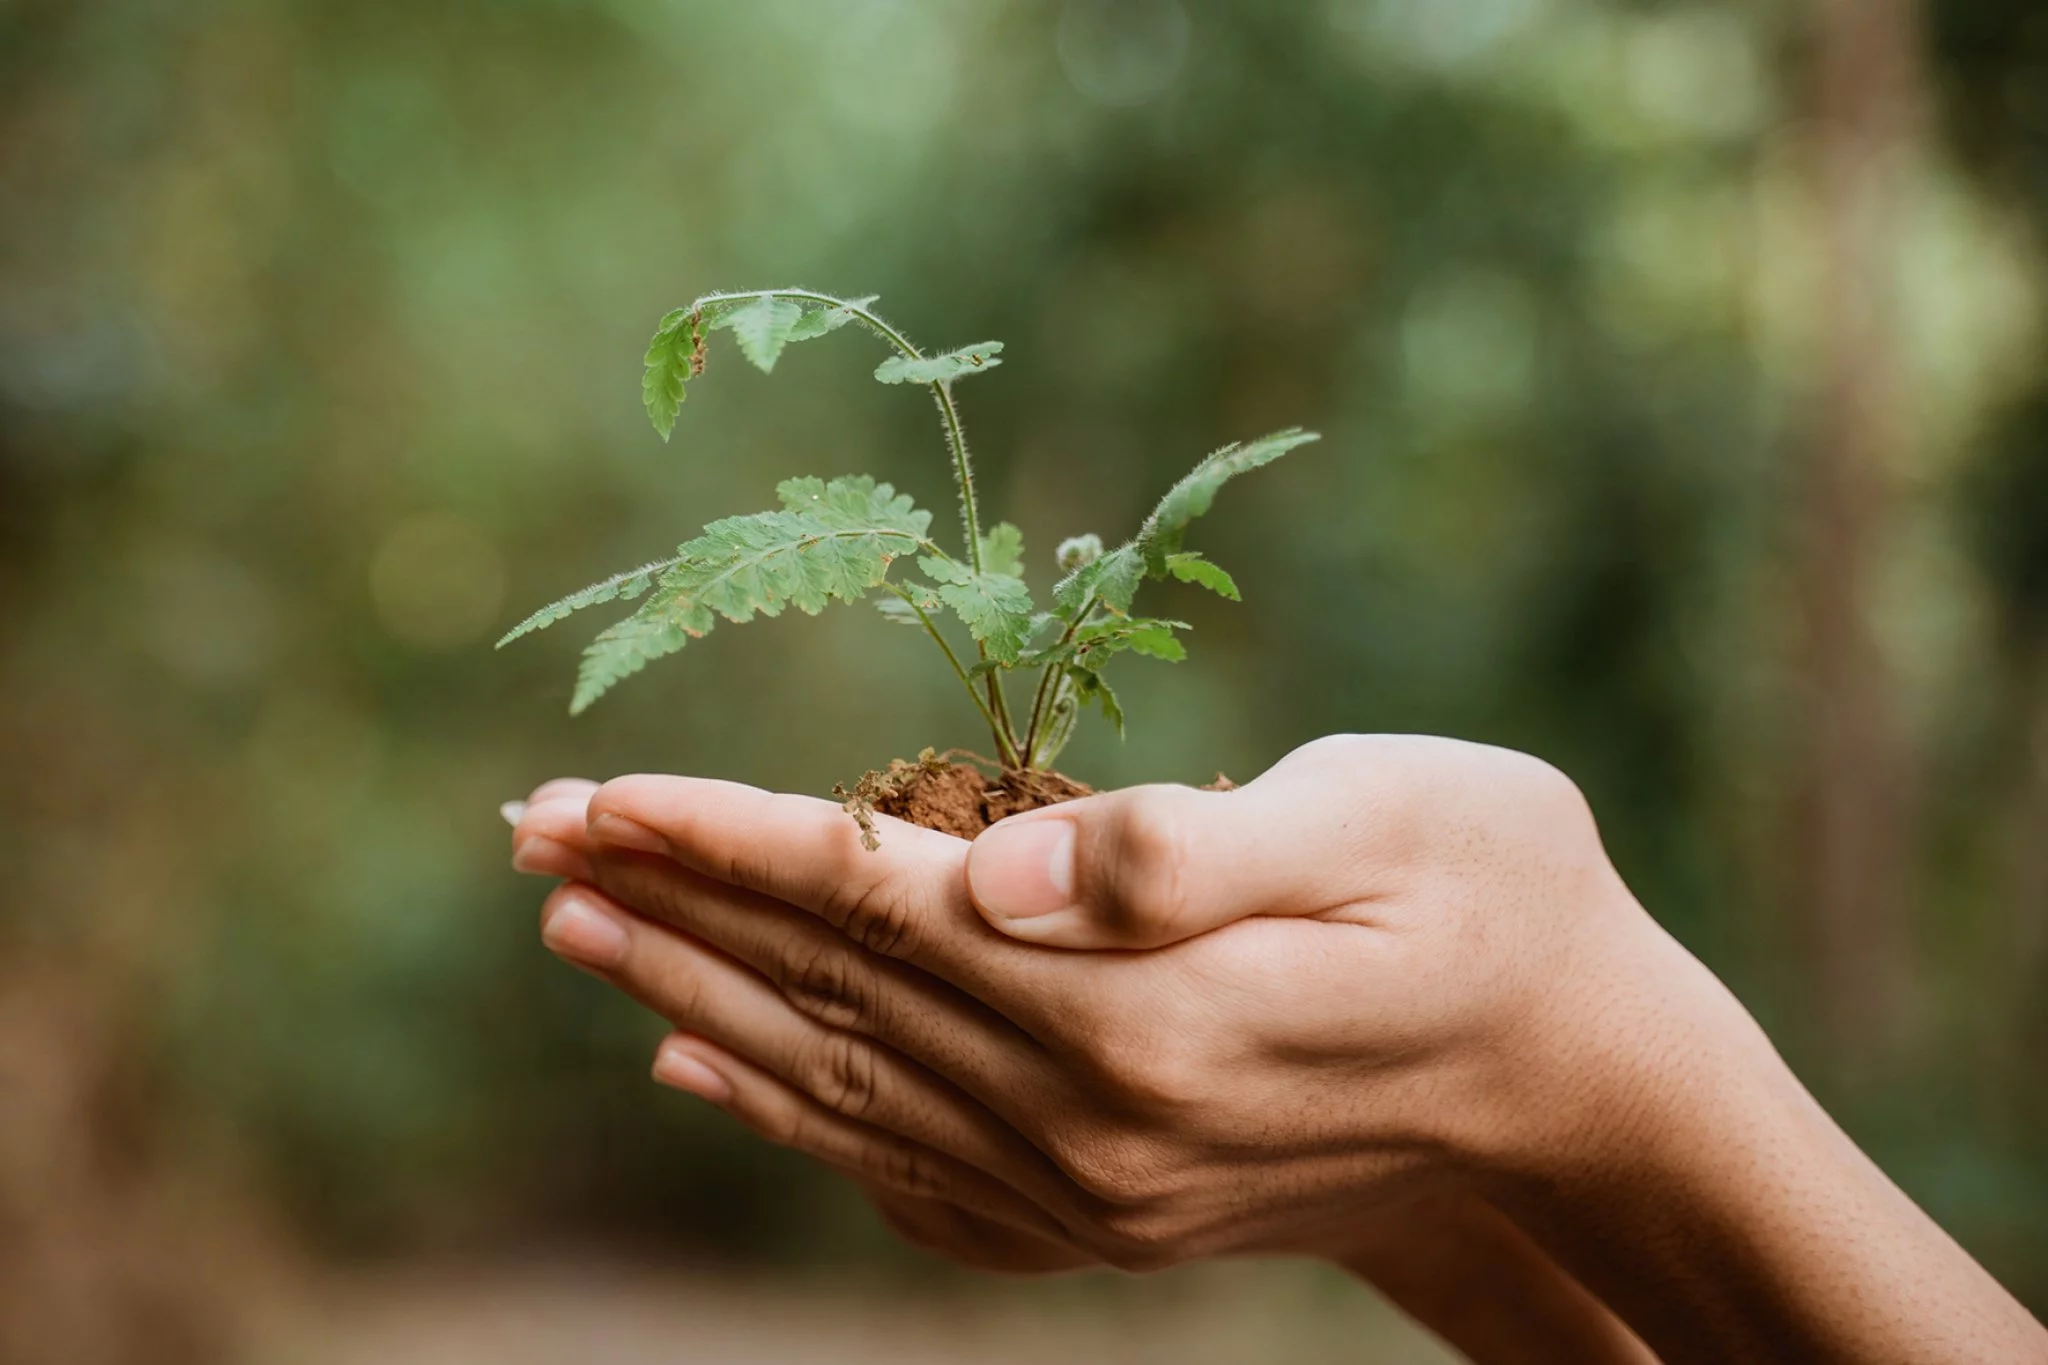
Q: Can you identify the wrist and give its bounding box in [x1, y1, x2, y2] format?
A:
[1331, 1191, 1657, 1365]
[1477, 911, 2048, 1364]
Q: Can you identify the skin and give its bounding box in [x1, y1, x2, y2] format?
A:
[508, 735, 2048, 1364]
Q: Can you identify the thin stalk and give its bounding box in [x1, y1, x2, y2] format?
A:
[1020, 596, 1102, 766]
[692, 289, 985, 573]
[693, 290, 1015, 759]
[881, 584, 1021, 768]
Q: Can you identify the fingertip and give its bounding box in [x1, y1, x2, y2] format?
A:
[652, 1033, 734, 1104]
[527, 776, 601, 804]
[967, 816, 1076, 925]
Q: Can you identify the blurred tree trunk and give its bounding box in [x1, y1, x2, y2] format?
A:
[1793, 0, 1925, 1067]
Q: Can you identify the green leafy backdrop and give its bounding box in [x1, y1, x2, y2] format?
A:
[2, 0, 2046, 1350]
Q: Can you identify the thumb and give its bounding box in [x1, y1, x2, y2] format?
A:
[965, 780, 1331, 949]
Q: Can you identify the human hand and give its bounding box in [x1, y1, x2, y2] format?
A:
[510, 737, 2047, 1363]
[512, 737, 1654, 1263]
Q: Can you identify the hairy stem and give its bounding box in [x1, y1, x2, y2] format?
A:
[692, 289, 985, 573]
[694, 289, 1021, 760]
[1021, 597, 1102, 767]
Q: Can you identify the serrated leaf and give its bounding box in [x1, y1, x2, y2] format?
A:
[1137, 427, 1320, 567]
[979, 522, 1025, 578]
[936, 573, 1033, 663]
[715, 296, 805, 373]
[1053, 543, 1144, 618]
[786, 295, 877, 342]
[497, 556, 685, 647]
[562, 476, 933, 713]
[875, 586, 940, 625]
[642, 309, 693, 440]
[873, 341, 1005, 385]
[571, 590, 707, 715]
[916, 553, 971, 586]
[1072, 668, 1124, 737]
[1165, 552, 1241, 601]
[1123, 622, 1186, 661]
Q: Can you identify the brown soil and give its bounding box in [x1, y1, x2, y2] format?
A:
[836, 750, 1235, 847]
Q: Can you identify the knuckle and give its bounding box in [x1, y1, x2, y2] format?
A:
[822, 872, 923, 960]
[781, 939, 873, 1032]
[1100, 796, 1193, 942]
[873, 1136, 949, 1202]
[1045, 1125, 1169, 1207]
[1095, 1037, 1204, 1117]
[802, 1030, 884, 1122]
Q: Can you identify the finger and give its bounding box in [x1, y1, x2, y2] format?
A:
[542, 884, 1066, 1206]
[581, 774, 1067, 1004]
[649, 1030, 1068, 1243]
[510, 789, 598, 880]
[964, 737, 1383, 949]
[574, 844, 1059, 1116]
[528, 776, 600, 804]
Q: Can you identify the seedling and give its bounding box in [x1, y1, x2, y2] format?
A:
[499, 288, 1316, 843]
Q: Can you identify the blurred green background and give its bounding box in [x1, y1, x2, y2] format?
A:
[3, 0, 2046, 1360]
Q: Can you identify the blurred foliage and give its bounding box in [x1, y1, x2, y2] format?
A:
[1, 0, 2045, 1333]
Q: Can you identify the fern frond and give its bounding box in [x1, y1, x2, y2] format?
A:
[564, 476, 934, 713]
[979, 522, 1025, 577]
[714, 296, 804, 373]
[1164, 551, 1241, 601]
[496, 556, 685, 648]
[873, 342, 1004, 385]
[642, 309, 696, 441]
[917, 555, 1034, 663]
[1137, 427, 1321, 568]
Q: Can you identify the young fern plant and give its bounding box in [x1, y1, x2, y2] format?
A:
[499, 288, 1316, 844]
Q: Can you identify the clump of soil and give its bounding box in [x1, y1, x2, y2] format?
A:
[835, 750, 1092, 848]
[834, 748, 1233, 849]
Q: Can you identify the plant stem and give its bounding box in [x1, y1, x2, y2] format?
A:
[694, 290, 1022, 760]
[1020, 597, 1101, 766]
[692, 289, 985, 573]
[881, 584, 1020, 768]
[692, 290, 1034, 762]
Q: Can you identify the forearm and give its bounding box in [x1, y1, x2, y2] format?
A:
[1495, 930, 2048, 1365]
[1337, 1191, 1657, 1364]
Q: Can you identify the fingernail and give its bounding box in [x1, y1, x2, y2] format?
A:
[587, 812, 668, 854]
[500, 800, 527, 828]
[541, 894, 629, 969]
[512, 836, 591, 880]
[968, 817, 1076, 921]
[653, 1042, 733, 1104]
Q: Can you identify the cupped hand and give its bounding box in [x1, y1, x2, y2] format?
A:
[507, 736, 1702, 1273]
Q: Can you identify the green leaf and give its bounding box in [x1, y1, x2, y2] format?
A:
[496, 556, 685, 647]
[642, 309, 694, 441]
[715, 296, 805, 373]
[875, 583, 941, 626]
[563, 476, 933, 713]
[1071, 668, 1124, 737]
[979, 522, 1025, 577]
[1053, 544, 1144, 618]
[786, 295, 877, 342]
[572, 590, 705, 714]
[1122, 621, 1187, 662]
[1137, 427, 1320, 568]
[918, 555, 1034, 663]
[1165, 551, 1241, 601]
[873, 341, 1005, 385]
